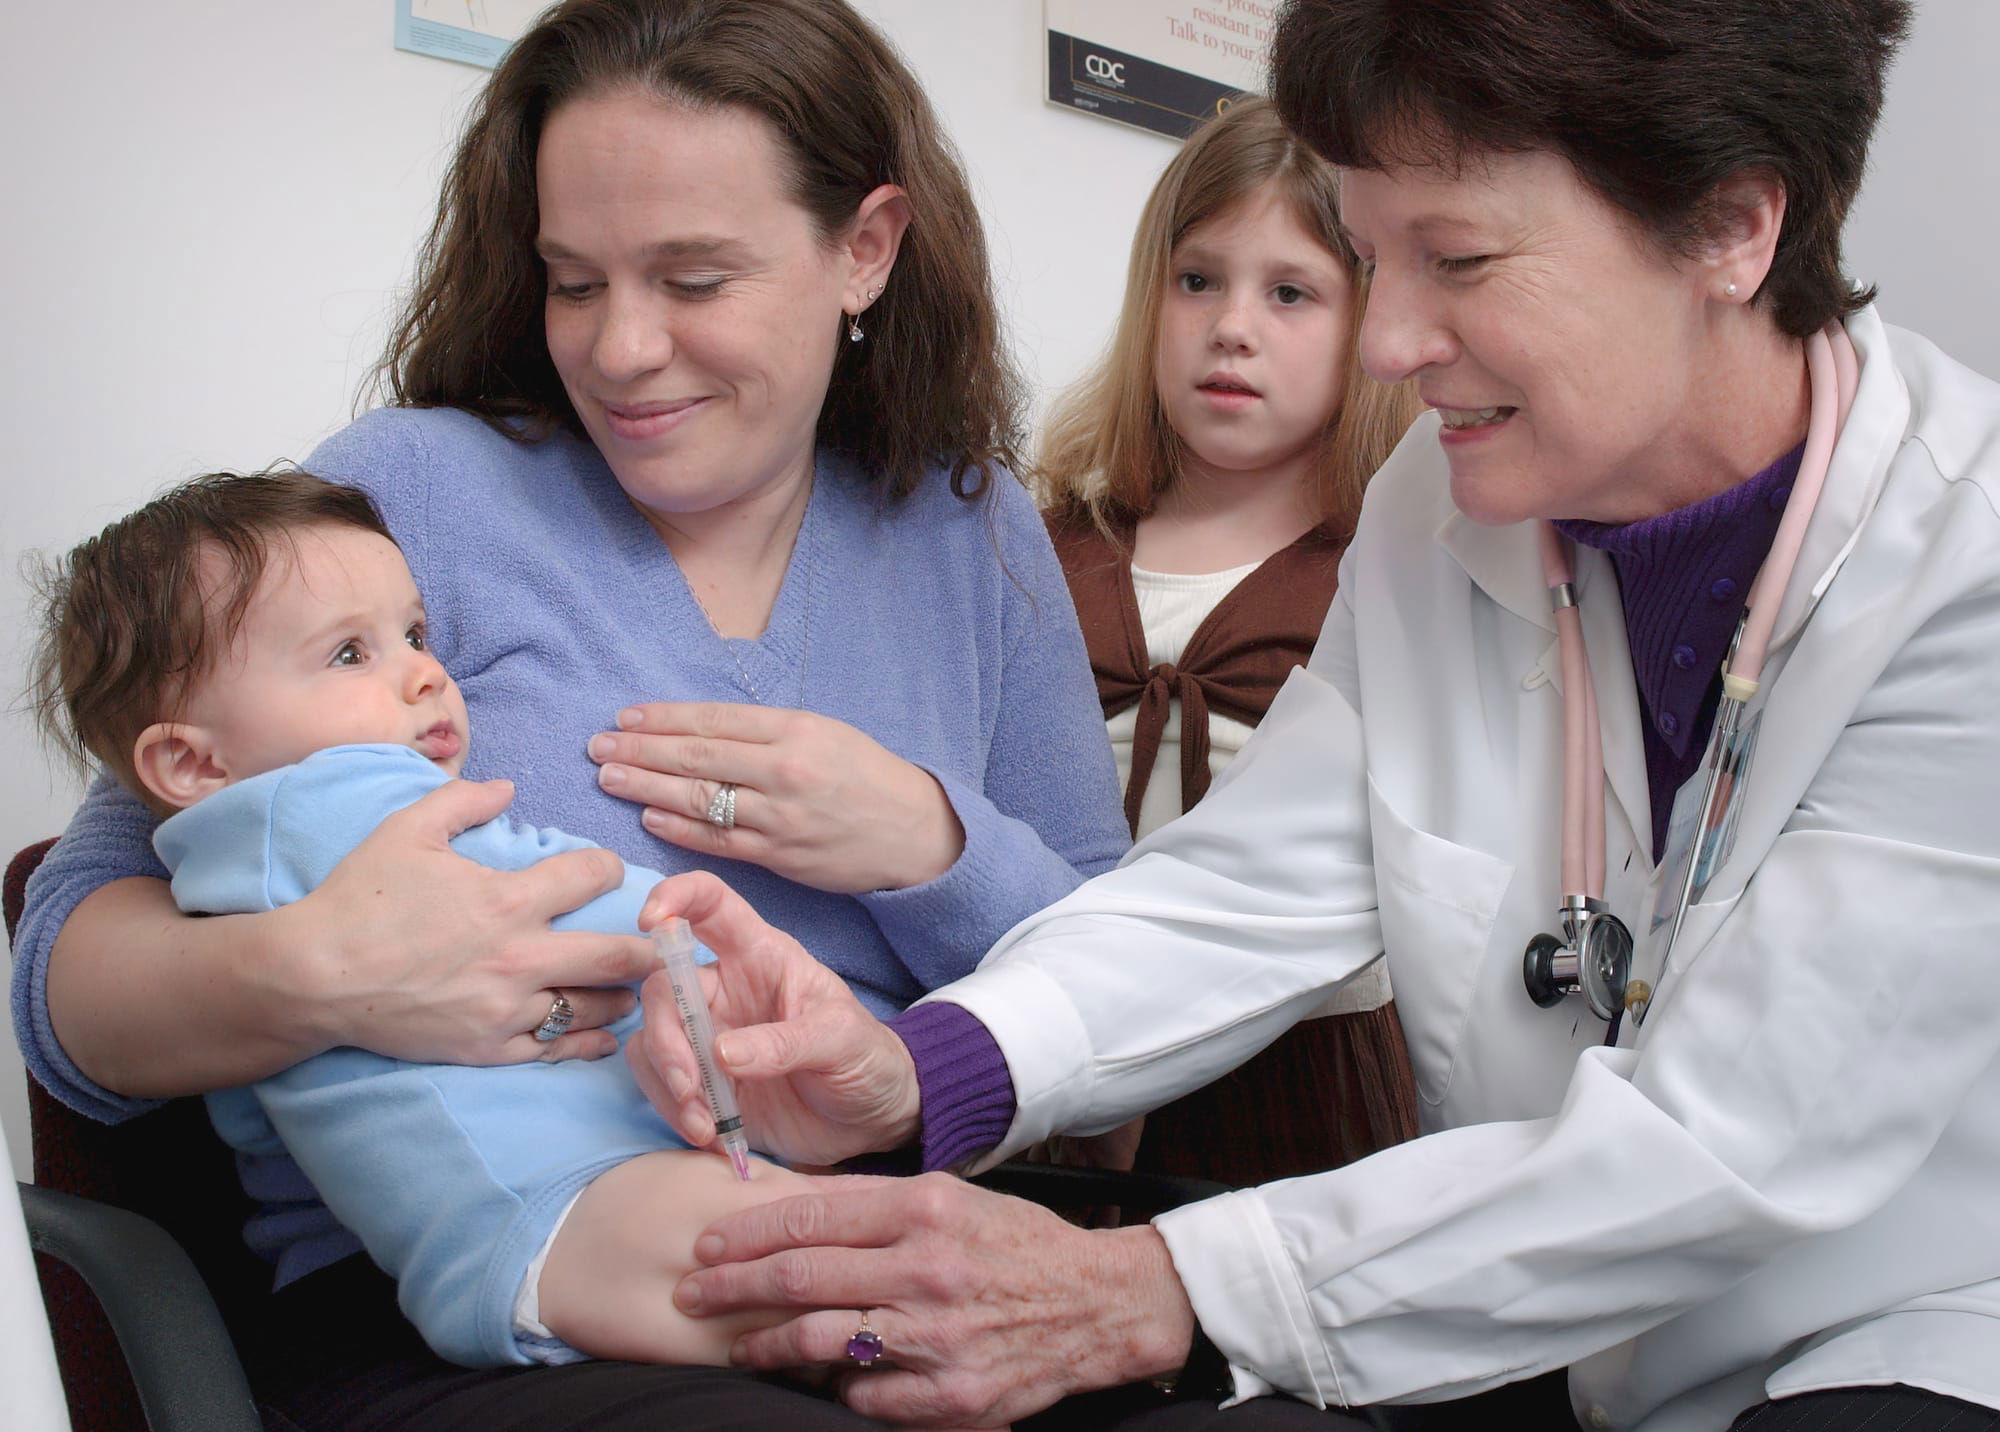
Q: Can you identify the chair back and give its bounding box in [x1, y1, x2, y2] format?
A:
[7, 839, 270, 1432]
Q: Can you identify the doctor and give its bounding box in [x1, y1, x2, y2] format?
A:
[630, 0, 2000, 1427]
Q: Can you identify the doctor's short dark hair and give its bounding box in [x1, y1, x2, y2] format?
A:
[1268, 0, 1912, 338]
[27, 470, 394, 806]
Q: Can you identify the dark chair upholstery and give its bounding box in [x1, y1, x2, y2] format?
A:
[7, 838, 268, 1431]
[19, 1182, 260, 1431]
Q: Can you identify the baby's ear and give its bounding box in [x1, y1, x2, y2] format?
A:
[132, 723, 230, 810]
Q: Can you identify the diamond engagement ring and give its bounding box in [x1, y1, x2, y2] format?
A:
[844, 1311, 886, 1368]
[703, 782, 738, 829]
[533, 992, 576, 1042]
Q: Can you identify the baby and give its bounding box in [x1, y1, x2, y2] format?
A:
[30, 470, 807, 1367]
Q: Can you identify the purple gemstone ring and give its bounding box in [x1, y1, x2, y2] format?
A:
[844, 1311, 887, 1368]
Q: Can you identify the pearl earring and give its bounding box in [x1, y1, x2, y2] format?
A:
[1725, 281, 1739, 298]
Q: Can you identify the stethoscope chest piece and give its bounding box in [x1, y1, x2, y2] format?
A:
[1522, 899, 1633, 1022]
[1517, 325, 1854, 1030]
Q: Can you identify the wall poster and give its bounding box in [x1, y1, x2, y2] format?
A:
[394, 0, 543, 69]
[1045, 0, 1271, 141]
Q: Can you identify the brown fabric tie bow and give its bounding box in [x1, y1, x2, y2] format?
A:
[1048, 507, 1347, 836]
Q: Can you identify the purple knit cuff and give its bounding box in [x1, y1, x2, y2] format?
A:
[890, 1000, 1018, 1173]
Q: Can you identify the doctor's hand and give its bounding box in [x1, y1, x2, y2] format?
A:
[589, 701, 965, 894]
[676, 1173, 1197, 1428]
[628, 872, 923, 1166]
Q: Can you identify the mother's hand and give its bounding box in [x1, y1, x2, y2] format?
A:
[628, 871, 921, 1166]
[677, 1173, 1197, 1428]
[589, 702, 965, 893]
[299, 778, 657, 1064]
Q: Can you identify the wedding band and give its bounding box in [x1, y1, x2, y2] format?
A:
[533, 992, 576, 1042]
[703, 782, 738, 829]
[844, 1311, 886, 1368]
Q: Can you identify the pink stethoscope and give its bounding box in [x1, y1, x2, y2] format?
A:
[1521, 323, 1860, 1028]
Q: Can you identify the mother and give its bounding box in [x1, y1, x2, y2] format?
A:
[12, 0, 1125, 1425]
[641, 1, 2000, 1428]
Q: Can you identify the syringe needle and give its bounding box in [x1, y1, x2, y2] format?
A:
[653, 917, 753, 1183]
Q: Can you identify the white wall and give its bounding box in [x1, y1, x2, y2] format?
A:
[1844, 2, 2000, 376]
[0, 1, 1169, 1183]
[3, 2, 1994, 1182]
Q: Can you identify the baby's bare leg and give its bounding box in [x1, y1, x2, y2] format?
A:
[537, 1150, 810, 1364]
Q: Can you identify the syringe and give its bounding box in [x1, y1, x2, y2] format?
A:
[652, 918, 752, 1182]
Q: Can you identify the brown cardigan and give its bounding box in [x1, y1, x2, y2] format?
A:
[1046, 506, 1347, 836]
[1045, 504, 1419, 1186]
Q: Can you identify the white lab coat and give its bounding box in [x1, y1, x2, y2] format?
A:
[938, 307, 2000, 1430]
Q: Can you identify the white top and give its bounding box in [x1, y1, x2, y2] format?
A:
[1112, 559, 1391, 1017]
[932, 309, 2000, 1428]
[1110, 560, 1261, 839]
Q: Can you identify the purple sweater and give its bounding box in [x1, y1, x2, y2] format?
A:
[896, 443, 1809, 1171]
[1557, 442, 1804, 858]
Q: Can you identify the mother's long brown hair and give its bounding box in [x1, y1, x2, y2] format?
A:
[379, 0, 1021, 499]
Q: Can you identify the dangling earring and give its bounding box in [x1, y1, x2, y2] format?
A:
[846, 285, 884, 345]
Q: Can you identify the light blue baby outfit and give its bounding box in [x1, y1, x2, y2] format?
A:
[160, 743, 691, 1366]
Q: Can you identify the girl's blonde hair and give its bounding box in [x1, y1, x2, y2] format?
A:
[1037, 97, 1420, 533]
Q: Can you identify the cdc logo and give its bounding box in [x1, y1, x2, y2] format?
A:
[1084, 53, 1126, 86]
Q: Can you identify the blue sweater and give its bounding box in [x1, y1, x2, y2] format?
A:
[168, 745, 692, 1367]
[10, 410, 1129, 1272]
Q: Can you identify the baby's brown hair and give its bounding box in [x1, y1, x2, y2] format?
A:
[29, 471, 394, 807]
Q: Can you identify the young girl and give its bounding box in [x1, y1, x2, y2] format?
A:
[1039, 97, 1425, 1185]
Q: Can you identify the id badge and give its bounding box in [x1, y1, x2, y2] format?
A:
[1650, 705, 1763, 931]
